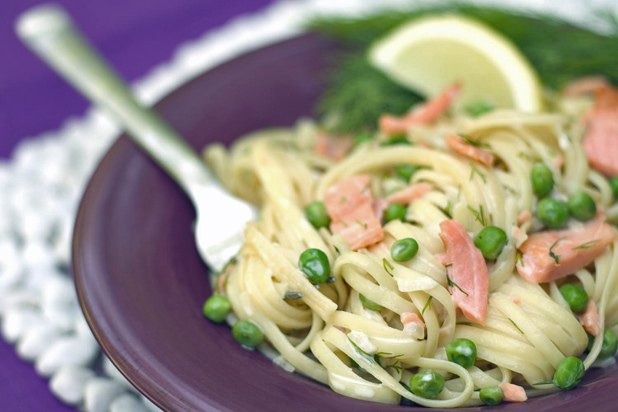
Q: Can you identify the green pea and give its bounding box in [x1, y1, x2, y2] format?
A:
[445, 338, 477, 369]
[298, 248, 330, 284]
[479, 386, 504, 406]
[553, 356, 585, 390]
[380, 134, 412, 147]
[409, 369, 445, 399]
[559, 284, 588, 313]
[202, 294, 232, 323]
[473, 226, 507, 260]
[383, 203, 407, 223]
[536, 198, 570, 229]
[465, 100, 494, 117]
[530, 163, 554, 197]
[610, 177, 618, 200]
[394, 164, 419, 182]
[567, 191, 596, 221]
[390, 237, 419, 262]
[359, 294, 382, 311]
[599, 329, 618, 359]
[232, 320, 264, 348]
[304, 201, 331, 229]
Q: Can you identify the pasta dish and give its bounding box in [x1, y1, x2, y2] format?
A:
[201, 78, 618, 407]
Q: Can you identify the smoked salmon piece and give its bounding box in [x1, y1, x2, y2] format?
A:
[517, 210, 532, 226]
[579, 300, 601, 337]
[314, 132, 354, 161]
[516, 217, 616, 283]
[500, 383, 527, 402]
[324, 175, 384, 250]
[439, 220, 489, 324]
[400, 312, 426, 339]
[386, 182, 432, 205]
[379, 83, 461, 135]
[445, 134, 494, 167]
[583, 86, 618, 176]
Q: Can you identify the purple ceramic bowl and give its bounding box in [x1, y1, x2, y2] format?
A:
[73, 34, 618, 411]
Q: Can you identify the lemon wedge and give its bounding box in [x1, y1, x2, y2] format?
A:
[369, 15, 542, 112]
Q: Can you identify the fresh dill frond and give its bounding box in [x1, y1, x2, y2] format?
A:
[316, 54, 421, 134]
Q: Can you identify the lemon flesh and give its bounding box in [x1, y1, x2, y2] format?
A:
[369, 15, 542, 112]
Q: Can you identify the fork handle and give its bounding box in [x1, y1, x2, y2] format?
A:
[16, 5, 214, 198]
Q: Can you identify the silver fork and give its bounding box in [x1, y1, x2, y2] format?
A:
[16, 5, 257, 273]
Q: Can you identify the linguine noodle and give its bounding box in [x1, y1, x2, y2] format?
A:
[203, 101, 618, 407]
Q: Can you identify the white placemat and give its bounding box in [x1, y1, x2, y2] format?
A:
[0, 0, 615, 410]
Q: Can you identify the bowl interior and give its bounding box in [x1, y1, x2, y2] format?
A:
[73, 34, 618, 411]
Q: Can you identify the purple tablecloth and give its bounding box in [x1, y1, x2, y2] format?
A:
[0, 0, 274, 410]
[1, 0, 275, 159]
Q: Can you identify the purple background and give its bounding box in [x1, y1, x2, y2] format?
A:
[0, 0, 274, 159]
[0, 0, 274, 410]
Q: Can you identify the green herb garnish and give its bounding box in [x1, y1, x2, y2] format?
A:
[347, 336, 376, 362]
[460, 133, 490, 149]
[421, 296, 433, 315]
[573, 239, 600, 250]
[383, 258, 395, 276]
[309, 5, 618, 132]
[508, 317, 525, 335]
[467, 204, 487, 226]
[316, 54, 421, 134]
[446, 274, 469, 296]
[548, 237, 566, 264]
[469, 164, 487, 183]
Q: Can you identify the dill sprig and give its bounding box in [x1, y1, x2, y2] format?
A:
[309, 4, 618, 132]
[317, 54, 421, 134]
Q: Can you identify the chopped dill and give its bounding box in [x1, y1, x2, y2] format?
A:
[390, 362, 403, 375]
[549, 249, 560, 264]
[516, 250, 524, 266]
[460, 133, 491, 149]
[508, 318, 525, 335]
[467, 204, 487, 226]
[469, 164, 487, 183]
[446, 274, 469, 296]
[347, 336, 376, 362]
[421, 296, 433, 315]
[383, 258, 395, 276]
[573, 239, 600, 250]
[375, 351, 403, 359]
[548, 237, 566, 264]
[442, 200, 454, 218]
